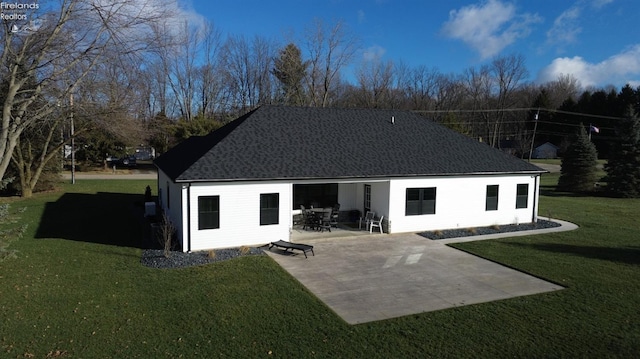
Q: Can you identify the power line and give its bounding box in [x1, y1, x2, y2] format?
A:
[413, 107, 628, 121]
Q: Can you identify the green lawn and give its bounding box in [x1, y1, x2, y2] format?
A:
[1, 177, 639, 358]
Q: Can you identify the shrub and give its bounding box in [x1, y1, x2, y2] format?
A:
[158, 212, 175, 258]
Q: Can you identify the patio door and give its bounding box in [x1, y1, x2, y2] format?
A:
[364, 184, 371, 215]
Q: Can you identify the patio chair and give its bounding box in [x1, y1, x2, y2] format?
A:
[369, 215, 384, 234]
[359, 211, 375, 230]
[330, 203, 340, 228]
[319, 209, 332, 232]
[302, 210, 318, 230]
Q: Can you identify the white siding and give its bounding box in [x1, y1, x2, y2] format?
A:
[369, 181, 390, 218]
[157, 170, 186, 250]
[337, 183, 358, 210]
[388, 175, 539, 233]
[187, 182, 291, 251]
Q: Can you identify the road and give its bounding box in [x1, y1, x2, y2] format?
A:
[531, 162, 561, 173]
[62, 169, 157, 180]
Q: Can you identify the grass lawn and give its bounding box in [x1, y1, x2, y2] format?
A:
[1, 177, 639, 357]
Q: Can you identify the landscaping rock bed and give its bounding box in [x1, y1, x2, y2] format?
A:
[141, 247, 266, 269]
[418, 219, 561, 240]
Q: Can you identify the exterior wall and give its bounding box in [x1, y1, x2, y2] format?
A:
[369, 181, 390, 219]
[167, 173, 541, 250]
[388, 174, 540, 234]
[157, 169, 186, 249]
[337, 183, 358, 210]
[187, 181, 292, 251]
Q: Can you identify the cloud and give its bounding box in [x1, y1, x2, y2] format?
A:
[441, 0, 541, 59]
[537, 45, 640, 88]
[591, 0, 614, 9]
[362, 45, 386, 61]
[357, 10, 366, 24]
[89, 0, 207, 37]
[546, 6, 582, 46]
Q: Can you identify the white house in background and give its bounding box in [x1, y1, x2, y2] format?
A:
[154, 105, 546, 252]
[532, 142, 559, 159]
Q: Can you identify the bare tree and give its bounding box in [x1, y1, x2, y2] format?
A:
[0, 0, 170, 185]
[489, 54, 529, 147]
[355, 59, 395, 108]
[197, 22, 223, 118]
[219, 35, 277, 114]
[304, 19, 360, 107]
[397, 64, 440, 111]
[433, 73, 466, 121]
[543, 73, 581, 109]
[461, 65, 493, 141]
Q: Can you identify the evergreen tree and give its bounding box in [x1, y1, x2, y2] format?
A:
[272, 43, 308, 106]
[604, 112, 640, 197]
[557, 125, 599, 192]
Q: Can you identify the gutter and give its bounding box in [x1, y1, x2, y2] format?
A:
[173, 170, 549, 184]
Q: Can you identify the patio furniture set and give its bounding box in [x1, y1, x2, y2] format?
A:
[301, 205, 340, 232]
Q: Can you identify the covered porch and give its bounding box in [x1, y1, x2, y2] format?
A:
[290, 221, 382, 242]
[290, 180, 389, 235]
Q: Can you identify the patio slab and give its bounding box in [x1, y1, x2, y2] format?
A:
[265, 232, 565, 324]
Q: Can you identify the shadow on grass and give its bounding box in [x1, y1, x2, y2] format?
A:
[505, 242, 640, 265]
[35, 192, 149, 249]
[539, 185, 616, 198]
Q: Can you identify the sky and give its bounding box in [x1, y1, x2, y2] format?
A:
[181, 0, 640, 89]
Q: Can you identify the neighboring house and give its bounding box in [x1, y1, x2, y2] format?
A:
[532, 142, 559, 159]
[154, 105, 546, 252]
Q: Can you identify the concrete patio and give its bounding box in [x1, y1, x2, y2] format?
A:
[266, 228, 569, 324]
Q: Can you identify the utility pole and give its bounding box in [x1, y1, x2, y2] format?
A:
[70, 92, 75, 184]
[528, 108, 539, 162]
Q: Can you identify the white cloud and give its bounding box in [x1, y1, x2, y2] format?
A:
[88, 0, 207, 37]
[362, 45, 386, 61]
[591, 0, 614, 9]
[537, 45, 640, 88]
[441, 0, 541, 59]
[357, 10, 366, 24]
[546, 6, 582, 46]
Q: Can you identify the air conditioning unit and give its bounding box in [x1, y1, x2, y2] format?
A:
[144, 202, 156, 217]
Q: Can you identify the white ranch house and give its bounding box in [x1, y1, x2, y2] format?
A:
[154, 105, 545, 252]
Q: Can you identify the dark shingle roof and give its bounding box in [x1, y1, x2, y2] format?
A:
[155, 105, 544, 182]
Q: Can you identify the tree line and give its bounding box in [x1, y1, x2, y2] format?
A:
[1, 0, 640, 197]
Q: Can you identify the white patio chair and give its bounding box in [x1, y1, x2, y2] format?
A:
[359, 211, 375, 230]
[369, 215, 384, 234]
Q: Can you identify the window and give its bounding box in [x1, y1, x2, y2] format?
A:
[405, 187, 436, 215]
[198, 196, 219, 230]
[166, 182, 170, 209]
[516, 184, 529, 209]
[260, 193, 279, 225]
[486, 185, 499, 211]
[364, 184, 371, 213]
[293, 184, 338, 209]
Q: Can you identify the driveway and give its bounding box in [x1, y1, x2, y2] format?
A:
[266, 233, 564, 324]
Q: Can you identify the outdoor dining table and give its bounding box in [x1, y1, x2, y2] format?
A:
[303, 208, 332, 231]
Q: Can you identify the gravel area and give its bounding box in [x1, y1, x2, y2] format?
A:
[419, 219, 561, 240]
[141, 246, 266, 269]
[142, 220, 560, 268]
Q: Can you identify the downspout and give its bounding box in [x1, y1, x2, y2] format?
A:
[532, 175, 539, 223]
[186, 184, 192, 252]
